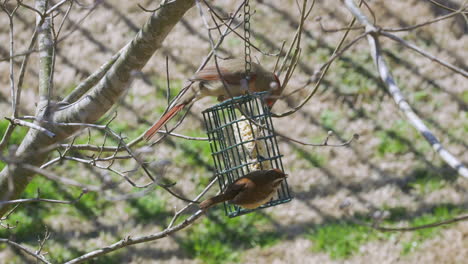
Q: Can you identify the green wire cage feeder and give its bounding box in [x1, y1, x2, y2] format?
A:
[202, 92, 292, 217]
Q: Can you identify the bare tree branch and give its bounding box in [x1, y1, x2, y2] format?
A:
[383, 8, 466, 32]
[0, 238, 51, 264]
[343, 0, 468, 178]
[273, 0, 364, 117]
[62, 51, 121, 104]
[0, 0, 197, 217]
[380, 31, 468, 78]
[370, 214, 468, 232]
[5, 117, 56, 138]
[36, 0, 54, 112]
[64, 210, 204, 264]
[0, 189, 87, 206]
[21, 164, 103, 191]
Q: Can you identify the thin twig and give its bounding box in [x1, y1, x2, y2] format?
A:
[427, 0, 467, 13]
[274, 0, 364, 117]
[0, 238, 51, 264]
[380, 31, 468, 78]
[64, 210, 204, 264]
[202, 0, 280, 56]
[46, 0, 70, 15]
[383, 9, 465, 32]
[137, 0, 177, 13]
[21, 164, 102, 192]
[343, 0, 468, 178]
[36, 226, 51, 256]
[370, 214, 468, 232]
[62, 50, 121, 104]
[5, 118, 56, 138]
[16, 28, 38, 116]
[0, 189, 87, 206]
[168, 177, 217, 228]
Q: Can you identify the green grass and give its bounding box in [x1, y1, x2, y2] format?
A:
[462, 90, 468, 104]
[400, 205, 461, 255]
[174, 129, 212, 168]
[127, 194, 170, 223]
[42, 240, 123, 263]
[294, 147, 327, 168]
[377, 120, 412, 156]
[0, 176, 108, 238]
[320, 109, 341, 129]
[412, 90, 431, 103]
[182, 211, 280, 264]
[464, 113, 468, 133]
[0, 177, 63, 240]
[308, 219, 378, 259]
[0, 120, 29, 170]
[108, 121, 147, 140]
[307, 204, 464, 259]
[0, 119, 28, 146]
[405, 167, 454, 194]
[151, 77, 184, 102]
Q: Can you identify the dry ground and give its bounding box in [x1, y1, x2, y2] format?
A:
[0, 0, 467, 263]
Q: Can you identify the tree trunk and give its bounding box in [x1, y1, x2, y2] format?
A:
[0, 0, 196, 217]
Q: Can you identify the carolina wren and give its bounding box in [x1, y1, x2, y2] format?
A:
[199, 169, 287, 210]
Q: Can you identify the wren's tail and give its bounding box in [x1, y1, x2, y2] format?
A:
[143, 103, 186, 141]
[199, 194, 230, 210]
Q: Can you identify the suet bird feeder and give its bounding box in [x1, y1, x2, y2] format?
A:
[202, 92, 292, 217]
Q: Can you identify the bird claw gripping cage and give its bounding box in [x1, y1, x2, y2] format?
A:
[202, 92, 292, 217]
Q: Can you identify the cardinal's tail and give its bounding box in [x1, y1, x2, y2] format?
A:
[144, 103, 186, 141]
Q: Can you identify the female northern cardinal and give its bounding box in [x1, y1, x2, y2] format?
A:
[144, 59, 282, 141]
[199, 169, 287, 210]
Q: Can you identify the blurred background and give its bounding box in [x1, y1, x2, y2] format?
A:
[0, 0, 467, 263]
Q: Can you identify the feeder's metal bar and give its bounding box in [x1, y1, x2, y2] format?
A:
[204, 113, 267, 134]
[201, 92, 268, 113]
[228, 103, 250, 177]
[249, 96, 267, 170]
[231, 103, 250, 176]
[219, 106, 239, 190]
[215, 155, 283, 175]
[202, 92, 292, 217]
[209, 135, 275, 156]
[220, 104, 245, 215]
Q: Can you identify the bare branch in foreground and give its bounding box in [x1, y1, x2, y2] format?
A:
[273, 0, 364, 117]
[0, 189, 87, 206]
[341, 200, 468, 232]
[35, 226, 51, 256]
[370, 214, 468, 232]
[380, 31, 467, 78]
[5, 118, 56, 138]
[66, 174, 219, 263]
[21, 164, 103, 192]
[0, 238, 51, 264]
[64, 210, 204, 264]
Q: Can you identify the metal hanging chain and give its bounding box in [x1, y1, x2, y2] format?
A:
[244, 0, 252, 79]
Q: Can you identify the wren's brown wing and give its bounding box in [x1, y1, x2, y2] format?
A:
[223, 177, 249, 196]
[191, 59, 257, 85]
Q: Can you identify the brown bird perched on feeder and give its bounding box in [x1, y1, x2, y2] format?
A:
[144, 59, 282, 141]
[199, 169, 287, 210]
